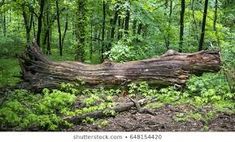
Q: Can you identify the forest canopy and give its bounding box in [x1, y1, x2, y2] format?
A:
[0, 0, 234, 62]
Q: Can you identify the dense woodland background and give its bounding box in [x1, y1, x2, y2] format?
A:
[0, 0, 235, 131]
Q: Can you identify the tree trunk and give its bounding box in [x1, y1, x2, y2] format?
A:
[75, 0, 86, 62]
[22, 5, 33, 46]
[198, 0, 209, 51]
[117, 15, 122, 40]
[33, 17, 36, 38]
[213, 0, 220, 46]
[22, 10, 30, 45]
[62, 14, 68, 48]
[213, 0, 218, 31]
[166, 0, 173, 49]
[56, 0, 62, 56]
[3, 11, 6, 37]
[179, 0, 185, 52]
[101, 0, 106, 61]
[110, 4, 119, 40]
[132, 19, 137, 35]
[191, 0, 199, 43]
[37, 0, 45, 47]
[124, 1, 130, 35]
[137, 23, 142, 35]
[45, 1, 51, 55]
[18, 42, 221, 91]
[90, 22, 93, 61]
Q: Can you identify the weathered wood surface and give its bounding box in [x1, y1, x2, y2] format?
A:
[18, 42, 221, 91]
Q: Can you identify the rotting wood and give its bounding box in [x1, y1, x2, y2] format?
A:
[18, 41, 221, 91]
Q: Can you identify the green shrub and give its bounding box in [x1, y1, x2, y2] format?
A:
[106, 41, 151, 62]
[0, 89, 76, 130]
[0, 36, 23, 57]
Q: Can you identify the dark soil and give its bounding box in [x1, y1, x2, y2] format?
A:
[69, 104, 235, 131]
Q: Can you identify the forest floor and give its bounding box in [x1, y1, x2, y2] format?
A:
[1, 86, 235, 132]
[69, 101, 235, 132]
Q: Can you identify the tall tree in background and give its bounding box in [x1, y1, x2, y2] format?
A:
[21, 2, 34, 45]
[213, 0, 220, 46]
[42, 0, 51, 55]
[75, 0, 86, 62]
[179, 0, 185, 52]
[124, 0, 130, 35]
[110, 3, 119, 48]
[198, 0, 209, 51]
[117, 14, 122, 39]
[101, 0, 106, 61]
[213, 0, 218, 31]
[36, 0, 45, 46]
[191, 0, 199, 42]
[3, 9, 6, 37]
[56, 0, 62, 56]
[166, 0, 173, 49]
[62, 13, 68, 49]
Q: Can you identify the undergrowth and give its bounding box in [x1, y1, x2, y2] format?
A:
[0, 72, 234, 130]
[0, 58, 21, 87]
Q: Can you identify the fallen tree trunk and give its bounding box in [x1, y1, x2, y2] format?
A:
[18, 42, 221, 91]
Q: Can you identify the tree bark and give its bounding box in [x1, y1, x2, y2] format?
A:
[213, 0, 220, 46]
[179, 0, 185, 52]
[18, 42, 221, 91]
[22, 4, 34, 46]
[3, 11, 6, 37]
[166, 0, 173, 49]
[75, 0, 86, 62]
[62, 14, 68, 49]
[132, 19, 137, 35]
[117, 15, 122, 40]
[101, 0, 106, 61]
[37, 0, 45, 47]
[110, 4, 119, 40]
[191, 0, 199, 43]
[56, 0, 62, 56]
[198, 0, 209, 51]
[45, 1, 51, 55]
[90, 22, 93, 61]
[124, 1, 130, 35]
[137, 23, 142, 35]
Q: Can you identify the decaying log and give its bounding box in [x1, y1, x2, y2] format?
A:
[64, 99, 148, 124]
[18, 42, 221, 91]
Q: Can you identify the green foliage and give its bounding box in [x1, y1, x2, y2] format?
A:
[60, 83, 82, 95]
[128, 81, 157, 98]
[73, 87, 116, 116]
[0, 36, 23, 57]
[47, 48, 76, 61]
[0, 89, 76, 130]
[187, 73, 234, 105]
[0, 58, 21, 87]
[95, 119, 109, 128]
[0, 72, 234, 130]
[106, 41, 151, 62]
[173, 112, 203, 122]
[127, 73, 235, 114]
